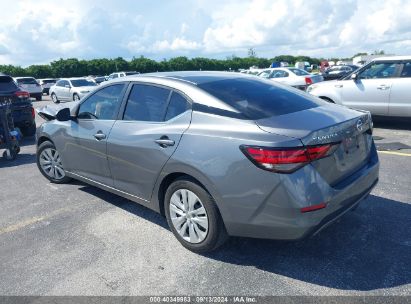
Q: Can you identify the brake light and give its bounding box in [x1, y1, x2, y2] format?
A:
[305, 77, 313, 85]
[240, 143, 339, 173]
[15, 91, 30, 98]
[31, 107, 35, 119]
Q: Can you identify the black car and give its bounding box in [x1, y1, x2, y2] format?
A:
[0, 74, 36, 136]
[322, 65, 360, 81]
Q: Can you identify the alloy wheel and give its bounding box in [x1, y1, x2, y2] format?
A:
[169, 189, 209, 243]
[39, 148, 65, 180]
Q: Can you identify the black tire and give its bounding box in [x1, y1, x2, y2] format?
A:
[164, 177, 228, 253]
[73, 93, 80, 101]
[36, 141, 71, 184]
[21, 123, 36, 137]
[51, 93, 59, 104]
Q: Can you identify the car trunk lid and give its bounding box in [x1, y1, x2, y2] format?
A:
[255, 105, 373, 185]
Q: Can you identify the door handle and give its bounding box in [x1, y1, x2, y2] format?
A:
[155, 136, 175, 147]
[377, 85, 390, 90]
[94, 132, 106, 140]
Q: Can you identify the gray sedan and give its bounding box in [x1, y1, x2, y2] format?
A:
[36, 72, 379, 252]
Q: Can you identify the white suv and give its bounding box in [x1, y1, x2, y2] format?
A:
[307, 56, 411, 117]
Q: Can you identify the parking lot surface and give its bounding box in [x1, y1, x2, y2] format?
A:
[0, 96, 410, 296]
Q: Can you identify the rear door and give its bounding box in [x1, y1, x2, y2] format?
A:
[388, 61, 411, 117]
[341, 61, 400, 115]
[107, 83, 192, 202]
[62, 83, 127, 185]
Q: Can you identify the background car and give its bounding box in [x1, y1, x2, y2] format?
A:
[14, 77, 43, 101]
[322, 65, 360, 81]
[49, 78, 97, 103]
[36, 72, 378, 253]
[39, 78, 57, 95]
[258, 67, 323, 90]
[0, 73, 36, 136]
[307, 56, 411, 117]
[107, 71, 140, 80]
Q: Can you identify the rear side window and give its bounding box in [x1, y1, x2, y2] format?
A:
[0, 76, 18, 92]
[400, 62, 411, 78]
[198, 78, 322, 120]
[165, 92, 190, 121]
[123, 84, 171, 122]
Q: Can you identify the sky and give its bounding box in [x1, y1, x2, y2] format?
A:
[0, 0, 411, 66]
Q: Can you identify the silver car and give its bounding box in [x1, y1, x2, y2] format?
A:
[49, 78, 97, 103]
[307, 56, 411, 117]
[36, 72, 379, 252]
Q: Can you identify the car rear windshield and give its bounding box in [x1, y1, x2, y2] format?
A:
[198, 78, 322, 120]
[16, 77, 38, 84]
[71, 79, 97, 87]
[42, 79, 56, 84]
[0, 76, 18, 92]
[288, 68, 310, 76]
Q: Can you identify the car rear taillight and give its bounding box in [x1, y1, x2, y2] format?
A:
[15, 91, 30, 98]
[31, 107, 35, 119]
[305, 77, 313, 85]
[240, 143, 339, 173]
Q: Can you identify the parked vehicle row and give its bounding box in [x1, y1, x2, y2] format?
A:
[36, 71, 379, 253]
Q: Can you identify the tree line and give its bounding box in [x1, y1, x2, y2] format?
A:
[0, 55, 335, 79]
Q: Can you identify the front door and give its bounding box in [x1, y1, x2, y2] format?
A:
[107, 84, 191, 202]
[341, 61, 400, 115]
[63, 83, 127, 185]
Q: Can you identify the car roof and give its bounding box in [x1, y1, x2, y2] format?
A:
[15, 77, 36, 79]
[373, 55, 411, 61]
[140, 71, 256, 85]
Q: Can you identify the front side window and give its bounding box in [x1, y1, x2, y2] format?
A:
[123, 84, 170, 122]
[55, 80, 64, 87]
[359, 62, 398, 79]
[77, 84, 125, 120]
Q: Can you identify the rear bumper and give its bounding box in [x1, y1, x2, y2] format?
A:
[224, 146, 379, 240]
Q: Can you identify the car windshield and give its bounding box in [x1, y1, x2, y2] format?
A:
[17, 78, 38, 84]
[0, 76, 18, 92]
[288, 68, 310, 76]
[125, 72, 139, 75]
[198, 78, 322, 120]
[70, 79, 97, 87]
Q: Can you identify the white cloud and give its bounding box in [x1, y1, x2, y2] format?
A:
[0, 0, 410, 66]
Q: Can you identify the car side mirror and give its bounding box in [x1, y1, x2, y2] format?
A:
[56, 108, 71, 121]
[351, 73, 358, 80]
